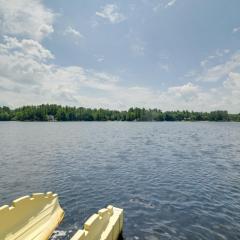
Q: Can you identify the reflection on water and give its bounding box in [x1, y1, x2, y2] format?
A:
[0, 122, 240, 240]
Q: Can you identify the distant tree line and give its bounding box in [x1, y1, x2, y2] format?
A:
[0, 105, 239, 122]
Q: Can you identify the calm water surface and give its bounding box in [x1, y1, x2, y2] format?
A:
[0, 122, 240, 240]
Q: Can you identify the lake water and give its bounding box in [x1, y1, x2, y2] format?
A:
[0, 122, 240, 240]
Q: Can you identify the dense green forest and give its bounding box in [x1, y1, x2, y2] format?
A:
[0, 105, 239, 121]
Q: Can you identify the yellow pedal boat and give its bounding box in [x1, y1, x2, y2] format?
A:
[0, 192, 123, 240]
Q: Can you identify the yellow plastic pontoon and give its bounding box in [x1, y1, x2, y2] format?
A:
[71, 205, 123, 240]
[0, 193, 124, 240]
[0, 192, 64, 240]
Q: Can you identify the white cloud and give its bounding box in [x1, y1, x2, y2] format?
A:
[164, 80, 240, 112]
[152, 0, 177, 12]
[0, 0, 55, 41]
[0, 0, 238, 113]
[233, 26, 240, 33]
[96, 4, 126, 24]
[0, 36, 54, 61]
[0, 36, 239, 112]
[167, 83, 201, 104]
[221, 72, 240, 110]
[0, 36, 120, 106]
[223, 72, 240, 90]
[63, 26, 84, 39]
[165, 0, 177, 8]
[181, 51, 240, 112]
[199, 52, 240, 82]
[168, 82, 199, 97]
[150, 0, 177, 12]
[185, 50, 240, 82]
[200, 49, 230, 68]
[0, 38, 52, 86]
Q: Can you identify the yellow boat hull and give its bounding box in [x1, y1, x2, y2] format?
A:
[0, 192, 64, 240]
[71, 205, 123, 240]
[0, 193, 123, 240]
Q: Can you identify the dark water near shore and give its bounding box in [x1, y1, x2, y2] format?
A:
[0, 122, 240, 240]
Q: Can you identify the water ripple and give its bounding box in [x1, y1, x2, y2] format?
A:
[0, 122, 240, 239]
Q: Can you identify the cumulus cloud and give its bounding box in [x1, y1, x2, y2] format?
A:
[0, 36, 120, 106]
[96, 4, 126, 24]
[180, 50, 240, 112]
[63, 26, 84, 39]
[0, 0, 55, 41]
[168, 82, 199, 100]
[0, 34, 112, 91]
[221, 72, 240, 110]
[0, 0, 239, 113]
[224, 72, 240, 90]
[0, 36, 54, 61]
[200, 52, 240, 82]
[0, 36, 239, 112]
[185, 51, 240, 82]
[0, 37, 239, 113]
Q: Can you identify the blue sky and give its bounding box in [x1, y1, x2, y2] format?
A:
[0, 0, 240, 112]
